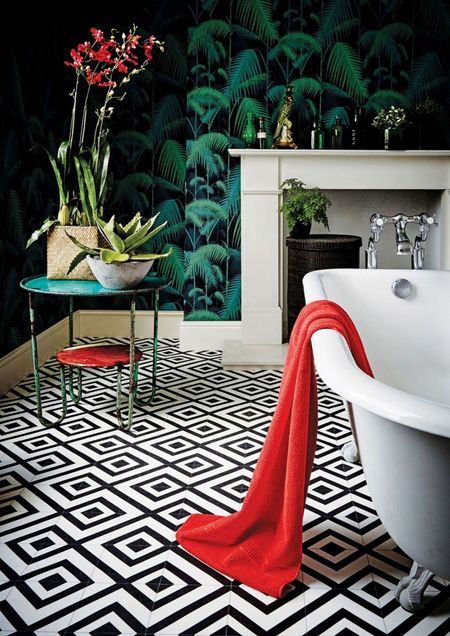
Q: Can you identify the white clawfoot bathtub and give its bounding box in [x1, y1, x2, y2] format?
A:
[303, 269, 450, 611]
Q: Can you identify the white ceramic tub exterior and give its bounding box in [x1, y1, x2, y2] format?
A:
[303, 269, 450, 580]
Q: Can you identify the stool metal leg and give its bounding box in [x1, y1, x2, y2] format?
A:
[28, 292, 68, 427]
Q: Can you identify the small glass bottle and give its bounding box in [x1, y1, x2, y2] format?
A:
[311, 120, 325, 149]
[257, 116, 267, 149]
[243, 112, 256, 147]
[331, 116, 344, 149]
[351, 107, 366, 149]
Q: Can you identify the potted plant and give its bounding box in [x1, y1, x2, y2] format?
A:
[26, 26, 163, 280]
[372, 106, 408, 150]
[67, 212, 173, 289]
[280, 178, 331, 238]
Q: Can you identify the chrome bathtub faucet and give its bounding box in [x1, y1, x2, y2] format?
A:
[365, 212, 436, 269]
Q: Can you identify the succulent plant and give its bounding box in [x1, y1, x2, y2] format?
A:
[66, 212, 172, 274]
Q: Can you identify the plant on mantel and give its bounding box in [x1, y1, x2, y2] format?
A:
[26, 26, 163, 247]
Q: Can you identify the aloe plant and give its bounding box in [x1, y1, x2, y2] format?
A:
[66, 212, 173, 273]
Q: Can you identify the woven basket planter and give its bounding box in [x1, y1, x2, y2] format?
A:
[47, 226, 99, 280]
[286, 234, 362, 336]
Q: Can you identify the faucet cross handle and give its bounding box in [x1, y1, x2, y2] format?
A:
[369, 213, 384, 242]
[417, 213, 437, 242]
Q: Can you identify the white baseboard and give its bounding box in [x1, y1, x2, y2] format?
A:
[0, 310, 182, 396]
[0, 316, 71, 396]
[179, 320, 242, 351]
[78, 310, 183, 339]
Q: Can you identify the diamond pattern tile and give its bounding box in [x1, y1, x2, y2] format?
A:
[0, 337, 448, 634]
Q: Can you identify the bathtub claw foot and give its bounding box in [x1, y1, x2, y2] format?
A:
[395, 562, 435, 612]
[341, 441, 360, 464]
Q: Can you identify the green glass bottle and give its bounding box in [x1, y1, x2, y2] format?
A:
[243, 112, 256, 148]
[331, 116, 344, 149]
[311, 120, 325, 149]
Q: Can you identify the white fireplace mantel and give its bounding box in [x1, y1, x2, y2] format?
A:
[180, 150, 450, 362]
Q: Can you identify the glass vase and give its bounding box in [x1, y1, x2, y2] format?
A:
[243, 112, 256, 148]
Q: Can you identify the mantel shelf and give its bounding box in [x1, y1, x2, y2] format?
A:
[229, 149, 450, 158]
[229, 148, 450, 192]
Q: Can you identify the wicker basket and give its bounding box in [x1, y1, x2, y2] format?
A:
[47, 226, 100, 280]
[286, 234, 362, 336]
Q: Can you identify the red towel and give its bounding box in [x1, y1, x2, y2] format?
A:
[176, 300, 373, 598]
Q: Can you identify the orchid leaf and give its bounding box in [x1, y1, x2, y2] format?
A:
[73, 156, 90, 221]
[57, 141, 70, 179]
[26, 218, 59, 248]
[97, 142, 111, 211]
[41, 147, 67, 207]
[78, 156, 97, 223]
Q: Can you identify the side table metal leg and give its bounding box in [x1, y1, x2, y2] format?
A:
[28, 292, 68, 427]
[67, 296, 83, 404]
[134, 289, 159, 407]
[116, 296, 137, 430]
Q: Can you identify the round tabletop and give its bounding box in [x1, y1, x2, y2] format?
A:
[20, 273, 170, 297]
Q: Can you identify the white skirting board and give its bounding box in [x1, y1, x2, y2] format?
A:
[178, 320, 242, 351]
[0, 315, 75, 397]
[78, 310, 183, 339]
[0, 310, 182, 397]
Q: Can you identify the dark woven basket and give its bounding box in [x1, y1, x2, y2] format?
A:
[286, 234, 362, 336]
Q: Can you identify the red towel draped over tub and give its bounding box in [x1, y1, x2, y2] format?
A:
[176, 300, 373, 598]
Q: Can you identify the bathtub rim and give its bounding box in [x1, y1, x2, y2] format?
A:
[303, 269, 450, 438]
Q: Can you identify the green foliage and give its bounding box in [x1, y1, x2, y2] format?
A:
[225, 49, 266, 101]
[327, 43, 368, 103]
[185, 310, 221, 321]
[280, 179, 331, 233]
[188, 20, 231, 62]
[317, 0, 358, 47]
[360, 23, 413, 66]
[219, 274, 241, 320]
[187, 87, 229, 122]
[235, 0, 279, 45]
[416, 0, 450, 41]
[268, 32, 321, 63]
[408, 53, 447, 102]
[187, 133, 229, 177]
[155, 244, 184, 291]
[365, 90, 410, 113]
[158, 140, 186, 191]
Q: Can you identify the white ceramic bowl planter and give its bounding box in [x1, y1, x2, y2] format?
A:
[87, 255, 154, 290]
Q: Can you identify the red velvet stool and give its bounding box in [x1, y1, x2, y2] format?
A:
[56, 344, 143, 429]
[56, 344, 143, 368]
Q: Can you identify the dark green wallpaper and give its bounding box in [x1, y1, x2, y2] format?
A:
[184, 0, 450, 321]
[1, 0, 450, 357]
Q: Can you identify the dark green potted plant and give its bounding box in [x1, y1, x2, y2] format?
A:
[280, 178, 331, 238]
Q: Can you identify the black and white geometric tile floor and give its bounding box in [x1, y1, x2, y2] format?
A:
[0, 338, 448, 635]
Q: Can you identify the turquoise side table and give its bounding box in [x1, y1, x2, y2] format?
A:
[20, 273, 170, 430]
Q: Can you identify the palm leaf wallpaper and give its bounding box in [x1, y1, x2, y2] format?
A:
[1, 0, 450, 355]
